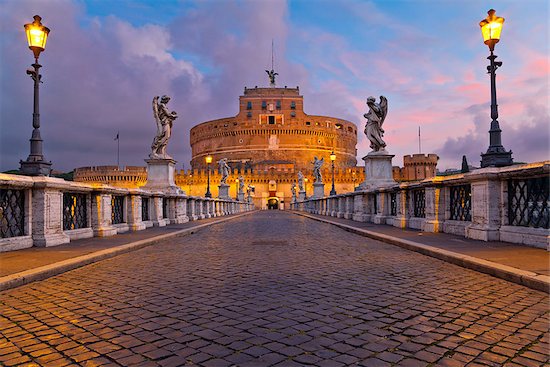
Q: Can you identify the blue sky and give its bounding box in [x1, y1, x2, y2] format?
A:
[1, 0, 548, 172]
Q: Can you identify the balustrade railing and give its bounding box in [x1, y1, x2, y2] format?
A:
[0, 189, 25, 238]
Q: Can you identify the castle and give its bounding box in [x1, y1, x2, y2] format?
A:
[74, 81, 438, 209]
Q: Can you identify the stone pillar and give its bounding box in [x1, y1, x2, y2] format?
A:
[127, 194, 146, 231]
[373, 191, 390, 225]
[466, 176, 501, 241]
[196, 199, 205, 219]
[142, 158, 184, 195]
[31, 186, 70, 246]
[424, 186, 444, 233]
[352, 193, 370, 222]
[187, 198, 197, 221]
[218, 184, 230, 199]
[91, 192, 117, 237]
[151, 196, 168, 226]
[298, 191, 306, 202]
[358, 151, 396, 190]
[238, 192, 245, 202]
[174, 197, 189, 223]
[393, 188, 409, 229]
[337, 196, 345, 218]
[313, 182, 325, 199]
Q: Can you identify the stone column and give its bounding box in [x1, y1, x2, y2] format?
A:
[313, 182, 325, 199]
[174, 196, 189, 223]
[373, 191, 391, 225]
[424, 185, 444, 233]
[31, 185, 70, 246]
[127, 194, 146, 231]
[91, 192, 117, 237]
[187, 198, 197, 221]
[196, 198, 204, 219]
[393, 188, 409, 229]
[466, 175, 501, 241]
[151, 196, 168, 227]
[352, 193, 370, 222]
[344, 196, 354, 219]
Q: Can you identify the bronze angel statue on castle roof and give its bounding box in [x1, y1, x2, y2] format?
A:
[364, 96, 388, 152]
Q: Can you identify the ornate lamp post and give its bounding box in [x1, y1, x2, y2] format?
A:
[479, 9, 513, 167]
[235, 178, 239, 200]
[20, 15, 52, 176]
[329, 151, 336, 196]
[304, 177, 308, 199]
[205, 155, 212, 198]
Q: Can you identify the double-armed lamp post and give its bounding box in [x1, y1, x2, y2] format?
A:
[329, 151, 336, 196]
[205, 155, 212, 198]
[20, 15, 52, 176]
[479, 9, 513, 167]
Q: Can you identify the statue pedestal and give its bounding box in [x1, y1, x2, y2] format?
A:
[142, 159, 185, 195]
[298, 191, 306, 202]
[291, 194, 296, 204]
[218, 184, 230, 199]
[238, 192, 245, 202]
[313, 182, 325, 199]
[358, 150, 396, 190]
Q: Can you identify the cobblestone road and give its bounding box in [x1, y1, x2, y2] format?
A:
[1, 211, 548, 367]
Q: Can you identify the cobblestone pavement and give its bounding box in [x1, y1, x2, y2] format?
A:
[1, 211, 548, 367]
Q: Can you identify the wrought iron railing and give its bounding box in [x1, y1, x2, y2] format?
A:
[63, 193, 87, 230]
[142, 197, 149, 221]
[449, 185, 471, 221]
[390, 193, 397, 216]
[413, 189, 425, 218]
[111, 195, 124, 224]
[0, 189, 25, 238]
[373, 194, 377, 214]
[508, 177, 549, 229]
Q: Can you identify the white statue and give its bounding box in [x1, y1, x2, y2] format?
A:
[150, 95, 177, 159]
[364, 96, 388, 152]
[297, 171, 305, 191]
[238, 175, 245, 193]
[312, 157, 324, 183]
[218, 158, 230, 184]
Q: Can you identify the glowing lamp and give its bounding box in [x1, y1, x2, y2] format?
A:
[205, 155, 213, 164]
[479, 9, 504, 51]
[330, 151, 336, 162]
[24, 15, 50, 59]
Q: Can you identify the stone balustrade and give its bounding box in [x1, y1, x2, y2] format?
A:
[0, 173, 254, 252]
[291, 161, 549, 250]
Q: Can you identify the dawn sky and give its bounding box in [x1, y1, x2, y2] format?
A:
[1, 0, 548, 172]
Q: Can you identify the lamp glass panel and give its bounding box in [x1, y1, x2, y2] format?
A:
[26, 26, 48, 49]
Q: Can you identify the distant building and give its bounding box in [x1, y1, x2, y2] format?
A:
[392, 154, 439, 181]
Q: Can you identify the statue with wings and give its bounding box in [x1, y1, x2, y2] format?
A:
[312, 156, 324, 183]
[150, 95, 178, 159]
[265, 69, 278, 86]
[364, 96, 388, 152]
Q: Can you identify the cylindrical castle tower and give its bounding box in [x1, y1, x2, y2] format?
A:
[190, 86, 358, 172]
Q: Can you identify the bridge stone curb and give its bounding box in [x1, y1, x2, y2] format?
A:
[293, 212, 549, 293]
[0, 211, 256, 292]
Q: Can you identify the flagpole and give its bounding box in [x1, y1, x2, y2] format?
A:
[117, 131, 120, 168]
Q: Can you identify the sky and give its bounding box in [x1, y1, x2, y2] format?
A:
[1, 0, 548, 172]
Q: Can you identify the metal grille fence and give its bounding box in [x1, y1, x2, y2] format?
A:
[449, 185, 472, 221]
[508, 177, 549, 229]
[142, 197, 149, 221]
[63, 193, 87, 230]
[111, 196, 124, 224]
[390, 193, 397, 216]
[373, 194, 377, 214]
[0, 189, 25, 238]
[413, 189, 426, 218]
[162, 198, 168, 218]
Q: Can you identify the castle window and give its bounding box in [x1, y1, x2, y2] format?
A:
[335, 123, 343, 129]
[276, 100, 281, 110]
[268, 116, 275, 125]
[348, 126, 353, 132]
[247, 111, 252, 118]
[290, 101, 296, 109]
[261, 101, 267, 109]
[290, 111, 296, 117]
[246, 101, 252, 110]
[306, 121, 311, 126]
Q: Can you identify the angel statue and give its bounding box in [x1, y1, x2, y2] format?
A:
[218, 158, 230, 185]
[238, 175, 245, 193]
[364, 96, 388, 152]
[312, 157, 324, 183]
[297, 171, 305, 191]
[265, 69, 278, 86]
[150, 95, 178, 159]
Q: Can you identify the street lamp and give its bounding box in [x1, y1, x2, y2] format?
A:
[20, 15, 52, 176]
[235, 178, 239, 200]
[205, 155, 212, 198]
[329, 151, 336, 196]
[479, 9, 513, 167]
[304, 177, 309, 199]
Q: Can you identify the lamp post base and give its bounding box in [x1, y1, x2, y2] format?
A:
[19, 159, 51, 176]
[480, 149, 513, 168]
